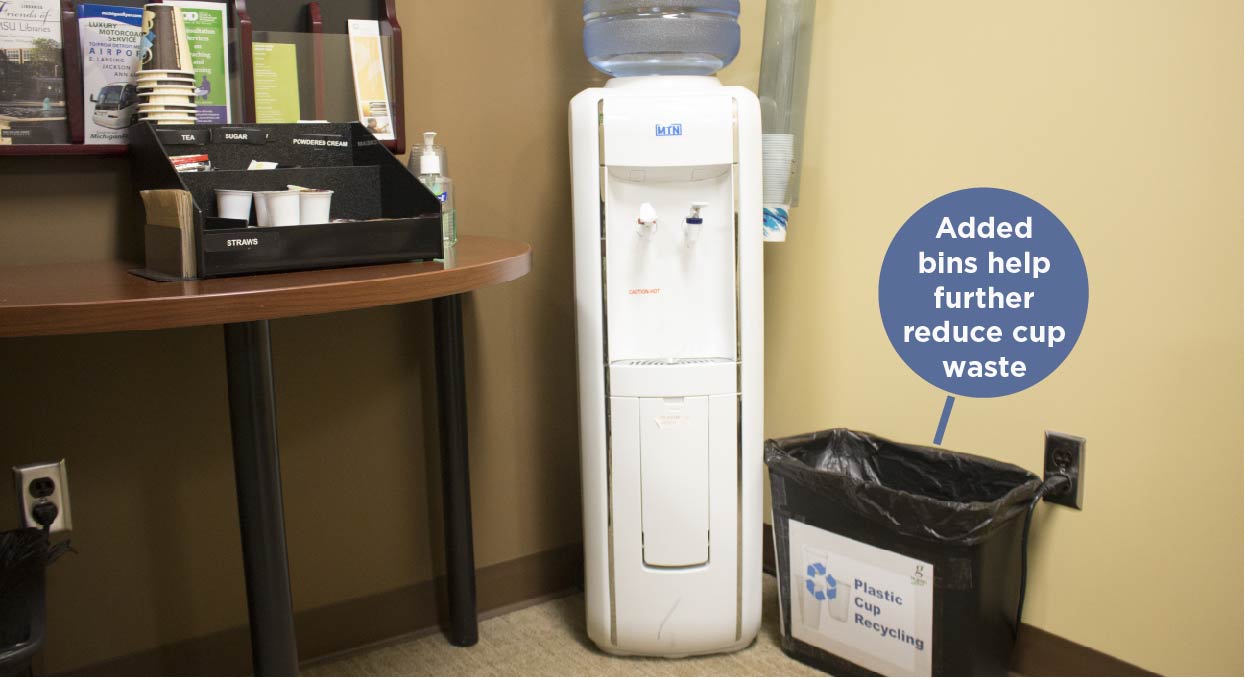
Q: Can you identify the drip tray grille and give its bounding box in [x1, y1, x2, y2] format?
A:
[609, 357, 737, 397]
[613, 358, 735, 367]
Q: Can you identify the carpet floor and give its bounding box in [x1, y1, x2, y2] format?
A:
[307, 575, 821, 676]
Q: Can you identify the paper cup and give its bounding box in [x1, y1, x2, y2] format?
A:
[138, 103, 196, 112]
[215, 189, 253, 222]
[138, 84, 195, 90]
[298, 190, 333, 225]
[140, 5, 193, 72]
[136, 78, 195, 89]
[137, 68, 195, 78]
[139, 87, 198, 97]
[253, 191, 273, 227]
[141, 111, 196, 119]
[138, 95, 196, 106]
[143, 118, 197, 126]
[138, 78, 193, 83]
[265, 191, 300, 227]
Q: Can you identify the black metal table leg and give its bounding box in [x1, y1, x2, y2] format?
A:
[432, 295, 479, 647]
[224, 320, 300, 676]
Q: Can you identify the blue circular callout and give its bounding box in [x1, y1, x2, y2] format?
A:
[878, 188, 1088, 398]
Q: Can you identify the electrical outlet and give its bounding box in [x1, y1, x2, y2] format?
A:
[13, 460, 72, 534]
[1043, 431, 1085, 509]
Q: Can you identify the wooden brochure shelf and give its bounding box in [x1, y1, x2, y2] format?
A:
[1, 0, 406, 157]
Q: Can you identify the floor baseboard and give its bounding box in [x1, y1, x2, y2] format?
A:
[73, 543, 583, 676]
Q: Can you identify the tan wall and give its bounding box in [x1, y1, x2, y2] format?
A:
[0, 1, 614, 672]
[1, 0, 1239, 674]
[758, 1, 1243, 675]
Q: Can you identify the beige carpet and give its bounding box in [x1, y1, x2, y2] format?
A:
[307, 576, 822, 676]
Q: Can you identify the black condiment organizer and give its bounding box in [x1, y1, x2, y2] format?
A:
[130, 121, 442, 278]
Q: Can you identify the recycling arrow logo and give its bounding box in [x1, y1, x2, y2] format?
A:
[805, 562, 837, 601]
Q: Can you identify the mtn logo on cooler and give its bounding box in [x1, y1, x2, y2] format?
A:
[655, 123, 683, 137]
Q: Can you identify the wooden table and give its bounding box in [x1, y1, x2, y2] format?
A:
[0, 235, 532, 675]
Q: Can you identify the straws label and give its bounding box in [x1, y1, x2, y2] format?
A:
[204, 230, 279, 252]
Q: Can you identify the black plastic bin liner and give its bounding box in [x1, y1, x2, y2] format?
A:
[766, 428, 1044, 677]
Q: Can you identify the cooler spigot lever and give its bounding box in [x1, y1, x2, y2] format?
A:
[637, 202, 658, 238]
[684, 202, 708, 246]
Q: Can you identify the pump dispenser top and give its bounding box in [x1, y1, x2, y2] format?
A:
[419, 131, 443, 175]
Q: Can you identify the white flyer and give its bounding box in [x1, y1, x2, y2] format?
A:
[166, 1, 232, 124]
[346, 19, 394, 140]
[788, 519, 935, 676]
[78, 4, 143, 143]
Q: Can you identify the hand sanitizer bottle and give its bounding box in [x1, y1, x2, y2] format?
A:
[415, 131, 456, 246]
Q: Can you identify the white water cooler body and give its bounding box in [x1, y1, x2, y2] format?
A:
[571, 75, 763, 657]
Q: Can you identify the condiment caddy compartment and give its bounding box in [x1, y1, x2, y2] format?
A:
[130, 121, 442, 279]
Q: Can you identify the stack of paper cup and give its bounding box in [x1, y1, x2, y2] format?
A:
[763, 133, 795, 242]
[136, 4, 198, 125]
[762, 133, 796, 205]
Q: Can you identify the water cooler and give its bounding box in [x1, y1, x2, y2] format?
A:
[570, 0, 762, 657]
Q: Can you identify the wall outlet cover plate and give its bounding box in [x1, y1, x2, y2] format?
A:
[13, 459, 72, 534]
[1043, 431, 1085, 510]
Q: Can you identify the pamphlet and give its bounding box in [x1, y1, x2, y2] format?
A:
[0, 0, 70, 144]
[252, 42, 300, 123]
[78, 4, 143, 144]
[166, 0, 230, 123]
[346, 20, 394, 140]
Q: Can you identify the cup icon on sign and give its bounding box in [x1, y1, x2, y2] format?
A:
[801, 547, 828, 630]
[801, 546, 849, 631]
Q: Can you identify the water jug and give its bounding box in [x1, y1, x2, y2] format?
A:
[583, 0, 741, 77]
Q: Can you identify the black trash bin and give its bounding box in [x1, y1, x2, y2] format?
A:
[766, 428, 1049, 677]
[0, 528, 65, 676]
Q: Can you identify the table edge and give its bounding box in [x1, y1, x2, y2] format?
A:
[0, 240, 532, 338]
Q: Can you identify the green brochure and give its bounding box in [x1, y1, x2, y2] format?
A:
[168, 1, 230, 123]
[252, 42, 301, 123]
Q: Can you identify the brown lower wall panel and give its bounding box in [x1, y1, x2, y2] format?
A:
[1010, 625, 1159, 677]
[78, 533, 1154, 676]
[74, 543, 583, 676]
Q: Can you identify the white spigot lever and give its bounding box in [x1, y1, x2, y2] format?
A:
[637, 202, 658, 238]
[684, 202, 708, 246]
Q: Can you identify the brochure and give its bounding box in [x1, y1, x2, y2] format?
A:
[0, 0, 69, 144]
[78, 4, 143, 143]
[346, 20, 394, 140]
[166, 0, 230, 123]
[252, 42, 300, 123]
